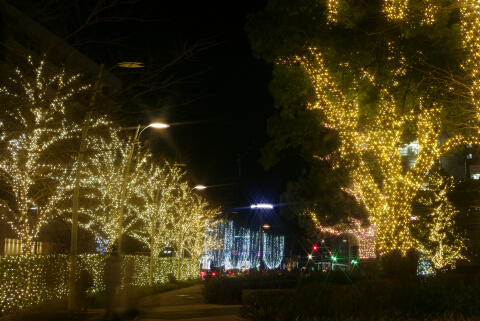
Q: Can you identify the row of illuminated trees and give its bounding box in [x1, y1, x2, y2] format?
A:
[0, 57, 221, 272]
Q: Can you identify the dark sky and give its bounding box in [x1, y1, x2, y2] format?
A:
[117, 0, 289, 211]
[9, 0, 296, 237]
[25, 0, 296, 230]
[118, 0, 300, 234]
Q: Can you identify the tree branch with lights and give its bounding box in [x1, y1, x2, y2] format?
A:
[73, 126, 147, 253]
[249, 0, 480, 262]
[0, 57, 88, 255]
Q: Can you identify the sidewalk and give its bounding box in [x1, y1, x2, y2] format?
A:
[0, 284, 242, 321]
[91, 284, 242, 321]
[139, 284, 241, 320]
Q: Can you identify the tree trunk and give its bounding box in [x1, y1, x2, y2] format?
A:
[149, 236, 154, 287]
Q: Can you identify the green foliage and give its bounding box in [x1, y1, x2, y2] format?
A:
[247, 0, 475, 256]
[202, 271, 299, 304]
[240, 274, 480, 320]
[0, 254, 198, 315]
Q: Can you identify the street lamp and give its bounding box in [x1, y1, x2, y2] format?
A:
[117, 122, 169, 256]
[68, 62, 149, 317]
[68, 65, 104, 318]
[250, 203, 273, 271]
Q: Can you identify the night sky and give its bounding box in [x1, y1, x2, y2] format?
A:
[114, 1, 284, 210]
[89, 0, 294, 230]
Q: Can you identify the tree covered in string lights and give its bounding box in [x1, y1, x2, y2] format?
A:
[248, 0, 480, 258]
[0, 57, 88, 255]
[183, 206, 221, 262]
[129, 160, 185, 285]
[413, 170, 467, 270]
[74, 126, 148, 253]
[166, 181, 219, 279]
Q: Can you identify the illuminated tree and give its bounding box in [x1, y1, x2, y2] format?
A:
[414, 171, 467, 270]
[183, 207, 222, 261]
[310, 213, 377, 260]
[167, 182, 219, 279]
[75, 126, 149, 253]
[248, 0, 480, 257]
[0, 57, 88, 255]
[129, 160, 185, 286]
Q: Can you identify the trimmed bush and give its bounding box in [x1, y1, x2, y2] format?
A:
[0, 254, 198, 314]
[239, 274, 480, 320]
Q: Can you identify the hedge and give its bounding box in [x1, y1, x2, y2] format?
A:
[0, 254, 198, 314]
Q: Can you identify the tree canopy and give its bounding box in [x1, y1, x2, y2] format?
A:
[247, 0, 480, 258]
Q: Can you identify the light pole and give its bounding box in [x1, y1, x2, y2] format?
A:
[68, 61, 149, 317]
[250, 203, 273, 271]
[117, 122, 170, 256]
[68, 65, 104, 318]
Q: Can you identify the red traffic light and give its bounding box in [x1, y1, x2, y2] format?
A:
[313, 245, 318, 251]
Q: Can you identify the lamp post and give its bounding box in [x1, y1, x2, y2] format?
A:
[250, 203, 273, 271]
[68, 65, 104, 318]
[117, 122, 169, 256]
[68, 62, 150, 317]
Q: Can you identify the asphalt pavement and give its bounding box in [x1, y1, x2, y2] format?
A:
[90, 284, 242, 321]
[0, 284, 242, 321]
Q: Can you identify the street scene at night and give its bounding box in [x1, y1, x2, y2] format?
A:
[2, 0, 480, 320]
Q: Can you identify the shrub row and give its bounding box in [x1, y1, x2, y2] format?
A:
[0, 254, 198, 314]
[237, 273, 480, 320]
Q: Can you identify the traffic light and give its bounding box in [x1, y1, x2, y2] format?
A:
[313, 245, 318, 251]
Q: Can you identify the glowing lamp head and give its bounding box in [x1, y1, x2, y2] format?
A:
[117, 61, 145, 68]
[194, 185, 207, 190]
[149, 123, 170, 129]
[250, 203, 274, 209]
[308, 254, 313, 260]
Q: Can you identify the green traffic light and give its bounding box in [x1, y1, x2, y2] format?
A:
[331, 256, 337, 262]
[351, 260, 358, 264]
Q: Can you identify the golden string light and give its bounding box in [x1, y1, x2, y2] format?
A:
[460, 1, 480, 125]
[416, 172, 467, 269]
[326, 0, 339, 23]
[383, 0, 410, 21]
[0, 57, 88, 255]
[129, 161, 185, 257]
[309, 212, 376, 259]
[73, 126, 146, 253]
[288, 36, 478, 256]
[166, 181, 220, 279]
[0, 254, 198, 314]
